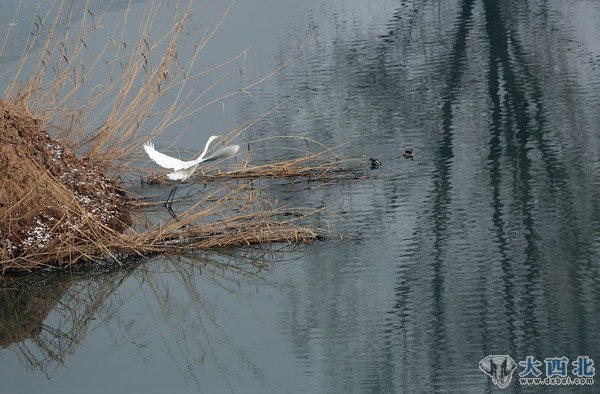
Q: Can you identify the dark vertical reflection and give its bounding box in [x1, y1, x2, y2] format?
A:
[483, 0, 539, 357]
[482, 0, 598, 359]
[503, 27, 595, 357]
[357, 0, 600, 391]
[428, 0, 475, 390]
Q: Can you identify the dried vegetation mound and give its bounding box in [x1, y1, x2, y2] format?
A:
[0, 101, 131, 263]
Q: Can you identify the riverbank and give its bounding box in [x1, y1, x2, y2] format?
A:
[0, 100, 131, 270]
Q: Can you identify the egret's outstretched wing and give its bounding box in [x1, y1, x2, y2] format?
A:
[202, 144, 240, 163]
[144, 142, 188, 170]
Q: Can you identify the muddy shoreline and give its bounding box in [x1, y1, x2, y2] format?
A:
[0, 101, 131, 266]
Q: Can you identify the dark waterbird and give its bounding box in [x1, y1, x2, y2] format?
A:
[369, 157, 381, 168]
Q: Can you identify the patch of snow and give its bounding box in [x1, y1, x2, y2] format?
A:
[47, 143, 63, 159]
[22, 219, 52, 250]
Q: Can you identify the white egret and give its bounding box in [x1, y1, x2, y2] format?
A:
[143, 135, 239, 209]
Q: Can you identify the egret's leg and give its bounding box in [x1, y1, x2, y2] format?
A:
[170, 185, 178, 206]
[164, 185, 178, 208]
[164, 187, 173, 207]
[166, 205, 179, 221]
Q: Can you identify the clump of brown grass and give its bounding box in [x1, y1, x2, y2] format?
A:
[0, 100, 130, 265]
[0, 1, 340, 273]
[0, 159, 131, 272]
[1, 182, 322, 273]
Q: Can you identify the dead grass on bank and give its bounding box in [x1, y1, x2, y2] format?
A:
[0, 1, 342, 273]
[1, 174, 323, 273]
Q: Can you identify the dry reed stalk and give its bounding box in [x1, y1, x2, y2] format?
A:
[3, 1, 245, 162]
[133, 153, 362, 185]
[199, 155, 362, 182]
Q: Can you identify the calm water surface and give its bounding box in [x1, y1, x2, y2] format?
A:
[1, 0, 600, 393]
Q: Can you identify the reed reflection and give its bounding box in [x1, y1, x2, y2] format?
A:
[0, 249, 288, 390]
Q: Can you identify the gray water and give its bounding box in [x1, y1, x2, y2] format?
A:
[1, 0, 600, 393]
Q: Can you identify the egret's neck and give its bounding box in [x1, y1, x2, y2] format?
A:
[196, 135, 219, 161]
[197, 145, 210, 161]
